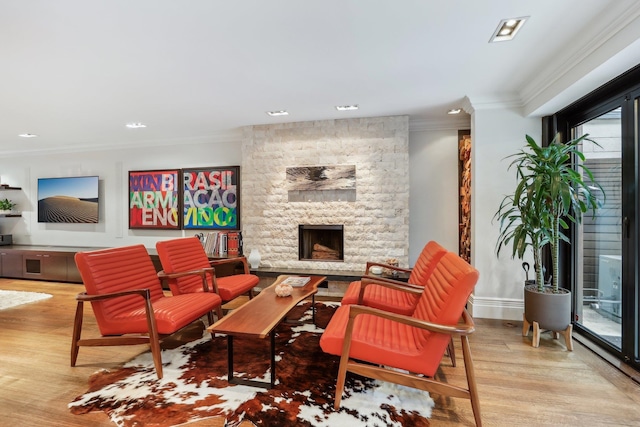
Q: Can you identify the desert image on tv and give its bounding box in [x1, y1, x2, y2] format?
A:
[38, 177, 99, 223]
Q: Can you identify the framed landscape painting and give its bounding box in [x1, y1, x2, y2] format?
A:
[183, 166, 240, 230]
[129, 169, 181, 229]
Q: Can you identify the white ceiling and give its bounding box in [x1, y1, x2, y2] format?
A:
[1, 0, 640, 156]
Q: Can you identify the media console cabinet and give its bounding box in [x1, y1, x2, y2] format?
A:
[0, 245, 259, 284]
[0, 245, 93, 283]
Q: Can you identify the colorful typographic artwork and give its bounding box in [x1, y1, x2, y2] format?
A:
[129, 170, 181, 229]
[183, 166, 240, 230]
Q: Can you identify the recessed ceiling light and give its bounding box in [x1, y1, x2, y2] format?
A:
[447, 108, 462, 115]
[266, 110, 289, 117]
[18, 133, 38, 138]
[126, 122, 147, 129]
[336, 105, 359, 111]
[489, 17, 528, 43]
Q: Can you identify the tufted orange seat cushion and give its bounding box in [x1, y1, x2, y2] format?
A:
[75, 244, 222, 337]
[340, 241, 448, 314]
[320, 251, 479, 377]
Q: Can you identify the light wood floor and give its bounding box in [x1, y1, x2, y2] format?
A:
[1, 278, 639, 426]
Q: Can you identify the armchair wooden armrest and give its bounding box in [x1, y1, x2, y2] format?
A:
[158, 268, 214, 293]
[346, 304, 475, 338]
[208, 256, 251, 274]
[76, 288, 151, 302]
[365, 261, 412, 275]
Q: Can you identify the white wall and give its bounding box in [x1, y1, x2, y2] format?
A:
[408, 128, 461, 263]
[469, 106, 541, 320]
[0, 136, 242, 248]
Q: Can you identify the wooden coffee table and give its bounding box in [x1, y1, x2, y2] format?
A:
[206, 274, 326, 388]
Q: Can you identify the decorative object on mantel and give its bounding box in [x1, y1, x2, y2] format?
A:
[247, 248, 261, 269]
[382, 258, 399, 277]
[68, 302, 433, 427]
[369, 266, 383, 275]
[286, 165, 356, 191]
[0, 198, 17, 215]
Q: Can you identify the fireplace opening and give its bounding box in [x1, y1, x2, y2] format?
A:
[298, 224, 344, 261]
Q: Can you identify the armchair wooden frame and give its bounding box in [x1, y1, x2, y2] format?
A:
[208, 256, 255, 300]
[158, 267, 216, 293]
[71, 269, 223, 379]
[357, 276, 457, 366]
[335, 305, 481, 427]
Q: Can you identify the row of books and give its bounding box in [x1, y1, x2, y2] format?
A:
[201, 231, 243, 256]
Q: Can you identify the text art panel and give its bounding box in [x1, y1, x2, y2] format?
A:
[183, 166, 240, 230]
[129, 170, 181, 229]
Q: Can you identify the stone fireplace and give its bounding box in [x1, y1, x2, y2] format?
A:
[298, 224, 344, 261]
[240, 116, 410, 272]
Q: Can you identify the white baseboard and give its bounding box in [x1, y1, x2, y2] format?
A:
[467, 294, 523, 321]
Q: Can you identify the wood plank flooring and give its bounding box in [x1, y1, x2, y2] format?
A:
[1, 278, 639, 426]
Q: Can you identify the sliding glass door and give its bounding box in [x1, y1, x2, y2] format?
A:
[559, 83, 640, 371]
[573, 107, 623, 350]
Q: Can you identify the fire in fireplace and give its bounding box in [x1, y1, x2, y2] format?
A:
[298, 224, 344, 261]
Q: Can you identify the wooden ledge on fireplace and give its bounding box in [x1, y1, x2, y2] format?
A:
[250, 266, 409, 283]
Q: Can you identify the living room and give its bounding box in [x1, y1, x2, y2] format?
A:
[1, 1, 640, 426]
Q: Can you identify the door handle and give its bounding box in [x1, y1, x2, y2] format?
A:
[623, 217, 630, 239]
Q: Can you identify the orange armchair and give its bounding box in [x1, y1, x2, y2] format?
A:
[155, 237, 258, 304]
[71, 244, 223, 379]
[341, 241, 456, 365]
[340, 240, 448, 315]
[320, 252, 481, 426]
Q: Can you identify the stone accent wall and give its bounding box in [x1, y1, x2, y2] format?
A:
[241, 116, 409, 272]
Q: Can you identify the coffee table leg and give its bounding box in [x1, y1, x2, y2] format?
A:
[227, 335, 234, 383]
[312, 294, 316, 324]
[226, 333, 275, 389]
[270, 331, 276, 387]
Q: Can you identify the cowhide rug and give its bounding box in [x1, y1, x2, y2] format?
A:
[69, 302, 433, 426]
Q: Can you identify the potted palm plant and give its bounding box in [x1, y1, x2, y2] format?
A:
[494, 133, 603, 348]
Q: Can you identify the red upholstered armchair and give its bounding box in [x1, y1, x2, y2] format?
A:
[71, 244, 223, 379]
[155, 237, 258, 305]
[341, 241, 456, 365]
[341, 240, 448, 315]
[320, 251, 482, 426]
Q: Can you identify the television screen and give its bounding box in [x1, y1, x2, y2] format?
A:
[37, 176, 99, 223]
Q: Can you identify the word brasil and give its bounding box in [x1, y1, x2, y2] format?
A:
[184, 170, 237, 229]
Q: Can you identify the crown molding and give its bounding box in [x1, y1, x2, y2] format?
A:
[462, 95, 524, 112]
[409, 116, 471, 132]
[0, 129, 244, 159]
[520, 1, 640, 115]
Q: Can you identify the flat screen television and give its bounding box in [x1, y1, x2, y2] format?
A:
[37, 176, 99, 223]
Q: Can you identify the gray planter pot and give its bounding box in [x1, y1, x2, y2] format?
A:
[524, 284, 571, 332]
